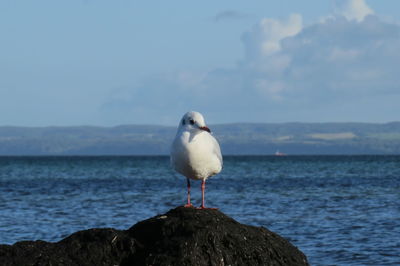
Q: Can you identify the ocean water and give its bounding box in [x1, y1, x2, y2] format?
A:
[0, 155, 399, 265]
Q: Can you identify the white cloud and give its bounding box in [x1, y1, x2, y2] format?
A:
[254, 79, 285, 100]
[328, 48, 361, 62]
[102, 1, 400, 124]
[242, 14, 303, 58]
[334, 0, 374, 22]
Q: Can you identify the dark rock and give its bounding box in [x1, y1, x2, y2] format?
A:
[0, 207, 309, 266]
[0, 229, 135, 266]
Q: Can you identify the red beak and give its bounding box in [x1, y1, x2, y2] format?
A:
[200, 126, 211, 133]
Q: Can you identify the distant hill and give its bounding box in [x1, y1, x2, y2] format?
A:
[0, 122, 400, 155]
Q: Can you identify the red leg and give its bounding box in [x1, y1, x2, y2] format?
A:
[184, 178, 193, 207]
[200, 179, 206, 209]
[198, 179, 217, 210]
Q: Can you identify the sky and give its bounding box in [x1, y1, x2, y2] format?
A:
[1, 0, 400, 126]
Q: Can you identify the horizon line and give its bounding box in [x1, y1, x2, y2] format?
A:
[0, 121, 399, 128]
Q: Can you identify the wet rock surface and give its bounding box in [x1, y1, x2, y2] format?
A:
[0, 207, 309, 266]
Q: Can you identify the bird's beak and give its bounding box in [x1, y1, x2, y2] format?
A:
[199, 126, 211, 133]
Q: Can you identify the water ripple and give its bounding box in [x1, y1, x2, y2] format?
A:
[0, 156, 399, 265]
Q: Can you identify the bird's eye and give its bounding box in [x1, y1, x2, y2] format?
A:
[189, 119, 195, 125]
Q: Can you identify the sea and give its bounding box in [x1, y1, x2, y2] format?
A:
[0, 155, 399, 265]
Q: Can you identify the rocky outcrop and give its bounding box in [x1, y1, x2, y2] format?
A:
[0, 207, 309, 266]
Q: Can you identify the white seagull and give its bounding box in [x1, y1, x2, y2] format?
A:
[171, 111, 223, 209]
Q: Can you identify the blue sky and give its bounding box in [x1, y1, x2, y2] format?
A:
[1, 0, 400, 126]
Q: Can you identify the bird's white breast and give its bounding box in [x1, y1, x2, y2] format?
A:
[171, 130, 222, 180]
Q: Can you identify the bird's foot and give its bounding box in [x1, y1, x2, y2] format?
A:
[184, 203, 194, 208]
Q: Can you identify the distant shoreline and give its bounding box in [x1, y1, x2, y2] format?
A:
[1, 122, 400, 155]
[0, 154, 399, 157]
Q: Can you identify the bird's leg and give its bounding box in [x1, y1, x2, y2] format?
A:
[200, 179, 206, 209]
[184, 178, 193, 207]
[198, 179, 217, 210]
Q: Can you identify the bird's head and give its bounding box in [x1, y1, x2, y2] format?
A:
[179, 111, 211, 133]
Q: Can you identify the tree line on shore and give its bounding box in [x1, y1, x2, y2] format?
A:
[0, 122, 399, 155]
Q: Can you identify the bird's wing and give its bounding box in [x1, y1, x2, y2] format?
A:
[211, 135, 223, 166]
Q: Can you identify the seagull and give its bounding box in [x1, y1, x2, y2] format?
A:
[171, 111, 223, 209]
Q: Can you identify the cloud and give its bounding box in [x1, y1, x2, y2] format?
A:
[256, 14, 400, 99]
[102, 0, 400, 124]
[214, 10, 250, 22]
[334, 0, 374, 22]
[242, 14, 303, 57]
